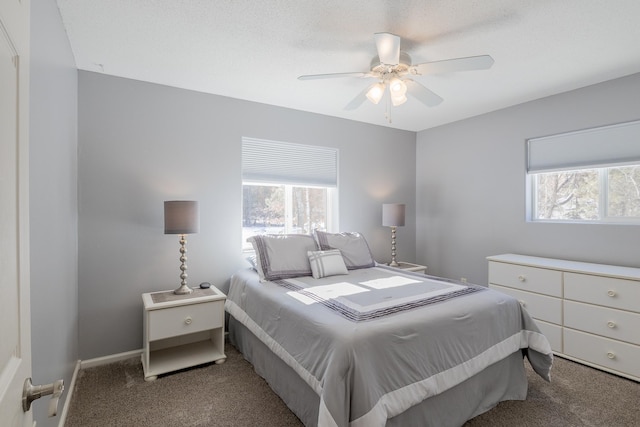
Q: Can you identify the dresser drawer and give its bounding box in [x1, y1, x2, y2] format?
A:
[535, 320, 562, 353]
[489, 262, 562, 297]
[490, 284, 562, 325]
[564, 328, 640, 379]
[149, 301, 223, 341]
[564, 300, 640, 345]
[564, 273, 640, 313]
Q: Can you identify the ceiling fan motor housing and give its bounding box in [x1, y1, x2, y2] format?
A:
[370, 51, 412, 76]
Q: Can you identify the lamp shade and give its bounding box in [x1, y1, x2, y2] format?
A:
[382, 203, 405, 227]
[366, 82, 385, 105]
[164, 201, 199, 234]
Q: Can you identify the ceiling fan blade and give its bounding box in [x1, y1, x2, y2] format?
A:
[412, 55, 494, 75]
[298, 72, 370, 80]
[404, 79, 443, 107]
[344, 84, 377, 110]
[374, 32, 400, 65]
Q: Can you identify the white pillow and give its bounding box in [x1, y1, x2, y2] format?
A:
[314, 231, 375, 270]
[307, 249, 349, 279]
[247, 234, 317, 281]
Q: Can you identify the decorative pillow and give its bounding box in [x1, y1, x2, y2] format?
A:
[314, 231, 375, 270]
[247, 234, 318, 281]
[307, 249, 348, 279]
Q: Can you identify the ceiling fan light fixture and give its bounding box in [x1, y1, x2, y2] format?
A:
[391, 93, 407, 106]
[389, 78, 407, 97]
[366, 82, 385, 104]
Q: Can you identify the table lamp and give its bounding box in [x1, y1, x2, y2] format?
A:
[382, 203, 405, 267]
[164, 200, 199, 294]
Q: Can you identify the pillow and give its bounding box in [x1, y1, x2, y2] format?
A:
[245, 254, 257, 271]
[247, 234, 318, 281]
[314, 231, 375, 270]
[307, 249, 348, 279]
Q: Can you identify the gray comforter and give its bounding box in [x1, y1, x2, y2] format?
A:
[225, 266, 553, 427]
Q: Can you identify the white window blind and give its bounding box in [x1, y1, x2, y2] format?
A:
[242, 137, 338, 187]
[527, 120, 640, 173]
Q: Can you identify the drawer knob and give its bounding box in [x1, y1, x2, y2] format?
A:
[518, 275, 526, 282]
[607, 352, 616, 360]
[184, 316, 192, 325]
[607, 290, 616, 297]
[518, 299, 526, 307]
[607, 321, 616, 329]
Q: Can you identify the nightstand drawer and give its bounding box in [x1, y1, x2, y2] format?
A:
[564, 300, 640, 345]
[149, 301, 222, 341]
[490, 284, 562, 325]
[564, 273, 640, 313]
[564, 328, 640, 379]
[489, 262, 562, 297]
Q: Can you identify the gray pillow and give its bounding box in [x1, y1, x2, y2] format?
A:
[314, 231, 375, 270]
[247, 234, 318, 281]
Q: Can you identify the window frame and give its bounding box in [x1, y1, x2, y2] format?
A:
[527, 165, 640, 225]
[241, 182, 338, 252]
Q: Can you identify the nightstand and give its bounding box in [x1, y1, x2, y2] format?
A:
[394, 262, 427, 274]
[141, 286, 226, 381]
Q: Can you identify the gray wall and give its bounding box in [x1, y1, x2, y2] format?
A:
[78, 71, 416, 359]
[416, 72, 640, 285]
[29, 1, 78, 425]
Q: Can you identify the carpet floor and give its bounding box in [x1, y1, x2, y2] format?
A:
[65, 344, 639, 426]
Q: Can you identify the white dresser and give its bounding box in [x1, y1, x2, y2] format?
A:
[487, 254, 640, 382]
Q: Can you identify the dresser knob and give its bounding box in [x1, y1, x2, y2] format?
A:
[607, 290, 616, 297]
[184, 316, 192, 325]
[518, 275, 526, 282]
[607, 352, 616, 360]
[607, 321, 616, 329]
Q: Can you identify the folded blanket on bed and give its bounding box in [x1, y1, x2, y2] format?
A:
[274, 267, 486, 321]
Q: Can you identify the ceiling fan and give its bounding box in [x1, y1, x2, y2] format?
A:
[298, 32, 494, 113]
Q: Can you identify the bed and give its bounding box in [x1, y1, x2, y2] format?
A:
[225, 232, 553, 427]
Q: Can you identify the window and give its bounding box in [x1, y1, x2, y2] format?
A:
[531, 165, 640, 221]
[241, 138, 338, 249]
[527, 120, 640, 223]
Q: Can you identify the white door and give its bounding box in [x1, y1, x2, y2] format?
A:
[0, 0, 32, 425]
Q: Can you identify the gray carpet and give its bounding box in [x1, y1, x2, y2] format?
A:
[65, 344, 640, 426]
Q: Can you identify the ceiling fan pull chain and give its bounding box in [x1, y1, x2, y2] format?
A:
[385, 96, 392, 123]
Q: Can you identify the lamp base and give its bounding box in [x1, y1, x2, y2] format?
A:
[173, 284, 193, 295]
[173, 234, 193, 295]
[389, 226, 399, 268]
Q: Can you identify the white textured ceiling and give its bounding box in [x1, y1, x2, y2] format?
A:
[57, 0, 640, 132]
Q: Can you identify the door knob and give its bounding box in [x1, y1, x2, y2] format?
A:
[22, 378, 64, 417]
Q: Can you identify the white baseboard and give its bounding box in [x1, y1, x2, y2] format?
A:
[57, 349, 142, 426]
[57, 360, 80, 427]
[80, 349, 142, 369]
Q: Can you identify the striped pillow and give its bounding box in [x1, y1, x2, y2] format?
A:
[314, 231, 375, 270]
[247, 234, 317, 282]
[307, 249, 348, 279]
